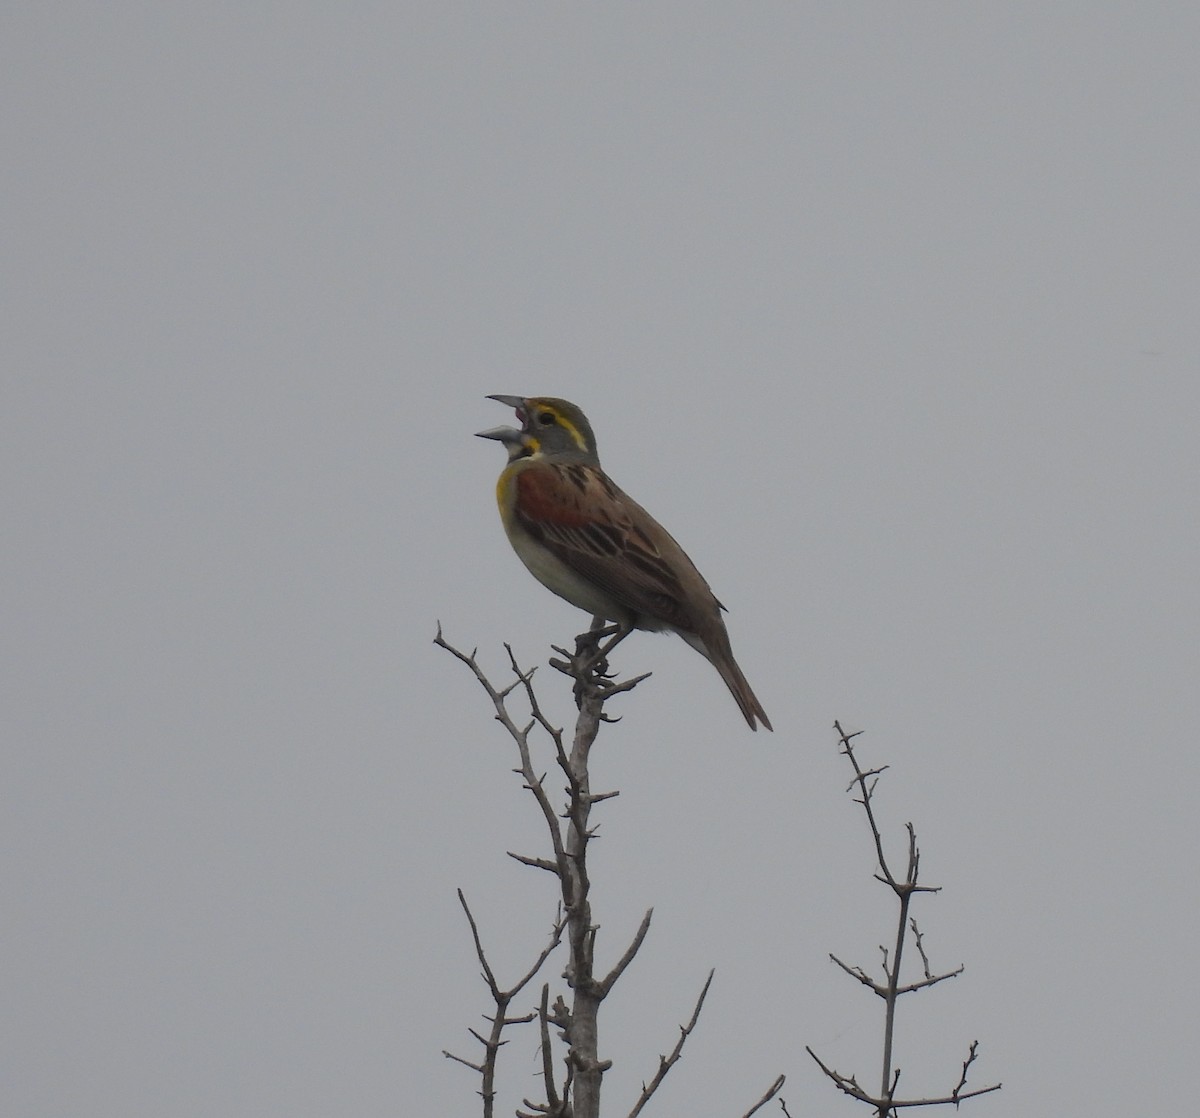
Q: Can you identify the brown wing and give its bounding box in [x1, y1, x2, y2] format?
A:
[512, 462, 716, 634]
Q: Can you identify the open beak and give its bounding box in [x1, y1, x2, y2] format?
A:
[477, 394, 530, 444]
[485, 394, 527, 411]
[474, 424, 525, 445]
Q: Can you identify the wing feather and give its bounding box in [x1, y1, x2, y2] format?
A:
[512, 463, 710, 632]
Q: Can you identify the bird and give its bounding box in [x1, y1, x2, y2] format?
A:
[477, 395, 771, 731]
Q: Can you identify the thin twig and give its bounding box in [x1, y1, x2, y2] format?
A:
[536, 985, 561, 1115]
[442, 889, 567, 1118]
[830, 952, 886, 996]
[599, 908, 654, 995]
[626, 969, 715, 1118]
[740, 1073, 786, 1118]
[807, 724, 1001, 1113]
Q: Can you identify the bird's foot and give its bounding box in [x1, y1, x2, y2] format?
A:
[551, 622, 637, 709]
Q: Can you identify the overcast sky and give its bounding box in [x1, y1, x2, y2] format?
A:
[4, 5, 1198, 1116]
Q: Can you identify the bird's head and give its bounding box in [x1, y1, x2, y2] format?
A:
[476, 395, 600, 465]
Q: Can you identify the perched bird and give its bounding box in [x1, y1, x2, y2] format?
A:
[477, 395, 771, 731]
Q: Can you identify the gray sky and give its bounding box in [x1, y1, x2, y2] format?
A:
[4, 5, 1198, 1115]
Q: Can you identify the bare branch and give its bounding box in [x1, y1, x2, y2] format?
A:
[441, 621, 638, 1118]
[506, 642, 567, 747]
[951, 1040, 1003, 1103]
[910, 917, 932, 980]
[739, 1073, 786, 1118]
[894, 967, 964, 995]
[811, 724, 1002, 1114]
[444, 622, 779, 1115]
[456, 889, 502, 999]
[507, 851, 560, 873]
[594, 670, 654, 697]
[830, 952, 887, 996]
[835, 721, 897, 889]
[512, 913, 568, 996]
[901, 921, 965, 997]
[436, 631, 571, 875]
[626, 969, 715, 1117]
[808, 1037, 1002, 1110]
[805, 1047, 876, 1104]
[456, 890, 565, 1004]
[905, 822, 920, 886]
[536, 985, 562, 1115]
[445, 885, 566, 1117]
[599, 908, 654, 995]
[443, 1049, 484, 1074]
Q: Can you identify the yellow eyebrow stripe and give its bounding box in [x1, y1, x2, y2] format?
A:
[553, 415, 589, 454]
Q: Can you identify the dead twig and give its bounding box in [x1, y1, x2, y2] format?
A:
[805, 723, 1001, 1115]
[627, 969, 715, 1117]
[442, 889, 566, 1118]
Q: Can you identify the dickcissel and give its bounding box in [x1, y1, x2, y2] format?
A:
[477, 395, 771, 731]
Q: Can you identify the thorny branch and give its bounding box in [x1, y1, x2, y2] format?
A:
[739, 1073, 786, 1118]
[442, 890, 566, 1118]
[805, 723, 1001, 1115]
[436, 622, 660, 1118]
[438, 621, 784, 1117]
[627, 969, 714, 1118]
[805, 1044, 1001, 1110]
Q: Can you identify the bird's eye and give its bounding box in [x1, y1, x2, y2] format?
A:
[537, 411, 556, 426]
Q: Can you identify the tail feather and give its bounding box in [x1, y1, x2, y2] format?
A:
[679, 628, 772, 731]
[712, 651, 773, 732]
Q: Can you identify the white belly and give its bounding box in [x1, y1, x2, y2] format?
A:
[507, 523, 633, 624]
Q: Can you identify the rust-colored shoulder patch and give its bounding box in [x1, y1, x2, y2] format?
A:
[515, 465, 592, 528]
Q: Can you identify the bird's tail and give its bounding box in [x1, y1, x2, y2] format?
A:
[682, 629, 772, 731]
[714, 651, 773, 732]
